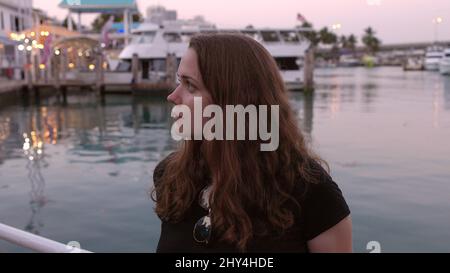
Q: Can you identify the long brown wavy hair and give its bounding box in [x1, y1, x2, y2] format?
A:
[151, 33, 329, 252]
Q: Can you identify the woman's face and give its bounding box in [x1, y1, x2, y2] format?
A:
[167, 48, 213, 133]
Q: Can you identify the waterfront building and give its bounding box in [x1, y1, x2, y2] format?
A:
[0, 0, 33, 79]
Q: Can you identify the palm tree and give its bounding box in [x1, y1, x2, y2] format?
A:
[347, 34, 357, 52]
[62, 16, 77, 31]
[340, 35, 348, 49]
[319, 27, 337, 45]
[299, 22, 320, 46]
[362, 27, 381, 55]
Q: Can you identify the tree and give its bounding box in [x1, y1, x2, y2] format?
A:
[62, 16, 78, 31]
[347, 34, 357, 51]
[340, 35, 349, 50]
[362, 27, 381, 55]
[318, 27, 337, 45]
[91, 13, 143, 32]
[299, 22, 320, 46]
[339, 34, 358, 55]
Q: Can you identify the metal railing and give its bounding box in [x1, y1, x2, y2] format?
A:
[0, 222, 91, 253]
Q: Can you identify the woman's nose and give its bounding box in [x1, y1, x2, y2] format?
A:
[167, 87, 180, 105]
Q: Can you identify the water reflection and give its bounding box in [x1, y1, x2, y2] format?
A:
[289, 91, 314, 141]
[20, 105, 63, 235]
[443, 77, 450, 111]
[0, 95, 174, 244]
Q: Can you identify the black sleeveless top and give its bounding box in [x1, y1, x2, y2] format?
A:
[153, 155, 350, 253]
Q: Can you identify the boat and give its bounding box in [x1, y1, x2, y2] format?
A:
[338, 55, 360, 67]
[118, 21, 312, 90]
[424, 46, 443, 71]
[403, 57, 424, 71]
[439, 47, 450, 75]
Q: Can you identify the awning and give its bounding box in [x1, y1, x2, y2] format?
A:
[0, 36, 19, 46]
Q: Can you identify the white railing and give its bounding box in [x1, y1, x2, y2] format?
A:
[0, 222, 91, 253]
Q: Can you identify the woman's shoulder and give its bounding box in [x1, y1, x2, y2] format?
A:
[296, 160, 351, 240]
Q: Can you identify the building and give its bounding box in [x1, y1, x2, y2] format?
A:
[31, 8, 61, 27]
[59, 0, 138, 46]
[0, 0, 33, 79]
[146, 5, 177, 25]
[145, 5, 215, 29]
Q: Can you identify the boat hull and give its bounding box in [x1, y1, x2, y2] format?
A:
[439, 61, 450, 75]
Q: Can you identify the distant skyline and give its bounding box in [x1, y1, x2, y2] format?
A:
[33, 0, 450, 44]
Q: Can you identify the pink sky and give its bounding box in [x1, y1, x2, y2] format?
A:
[34, 0, 450, 44]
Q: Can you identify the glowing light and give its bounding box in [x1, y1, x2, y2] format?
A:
[24, 38, 29, 43]
[88, 64, 96, 71]
[26, 45, 32, 51]
[37, 149, 42, 155]
[30, 32, 35, 37]
[23, 142, 30, 151]
[18, 44, 25, 51]
[40, 31, 45, 36]
[68, 63, 75, 69]
[32, 40, 37, 45]
[39, 64, 46, 70]
[78, 51, 83, 57]
[37, 44, 44, 49]
[29, 156, 34, 161]
[54, 49, 61, 55]
[436, 17, 443, 24]
[332, 23, 342, 30]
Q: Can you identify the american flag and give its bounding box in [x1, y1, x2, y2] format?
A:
[297, 13, 307, 24]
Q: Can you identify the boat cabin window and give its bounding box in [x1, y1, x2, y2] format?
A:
[116, 61, 131, 72]
[131, 32, 156, 44]
[274, 57, 301, 71]
[200, 30, 218, 34]
[151, 59, 166, 72]
[241, 30, 261, 41]
[260, 31, 280, 42]
[180, 32, 195, 43]
[163, 32, 182, 43]
[280, 31, 299, 43]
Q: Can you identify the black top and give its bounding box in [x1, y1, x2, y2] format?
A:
[153, 155, 350, 253]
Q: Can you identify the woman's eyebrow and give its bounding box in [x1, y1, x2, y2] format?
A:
[177, 73, 200, 86]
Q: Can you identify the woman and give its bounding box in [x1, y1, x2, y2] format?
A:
[151, 33, 352, 253]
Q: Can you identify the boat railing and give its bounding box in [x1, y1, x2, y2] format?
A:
[0, 222, 91, 253]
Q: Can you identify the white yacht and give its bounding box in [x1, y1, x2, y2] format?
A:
[118, 22, 312, 90]
[424, 46, 444, 71]
[338, 55, 360, 67]
[439, 47, 450, 75]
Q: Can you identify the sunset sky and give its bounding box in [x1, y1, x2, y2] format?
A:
[33, 0, 450, 44]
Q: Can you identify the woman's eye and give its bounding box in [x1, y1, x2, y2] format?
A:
[186, 81, 195, 92]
